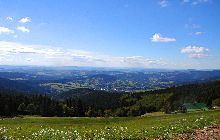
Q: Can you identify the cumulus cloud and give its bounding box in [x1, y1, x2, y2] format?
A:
[6, 17, 13, 22]
[0, 27, 14, 34]
[151, 33, 176, 42]
[158, 0, 168, 7]
[181, 45, 209, 58]
[17, 26, 30, 33]
[19, 17, 31, 23]
[0, 41, 167, 68]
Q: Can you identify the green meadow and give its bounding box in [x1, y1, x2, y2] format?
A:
[1, 110, 220, 139]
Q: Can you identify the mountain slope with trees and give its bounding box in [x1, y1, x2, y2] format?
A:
[0, 77, 49, 94]
[0, 80, 220, 117]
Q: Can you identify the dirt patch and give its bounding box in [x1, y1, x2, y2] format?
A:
[177, 125, 220, 140]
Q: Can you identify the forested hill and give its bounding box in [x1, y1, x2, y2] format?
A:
[163, 80, 220, 112]
[0, 80, 220, 117]
[0, 77, 49, 94]
[113, 80, 220, 116]
[56, 80, 220, 116]
[56, 88, 123, 110]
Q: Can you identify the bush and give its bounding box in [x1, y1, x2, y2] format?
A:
[212, 98, 220, 107]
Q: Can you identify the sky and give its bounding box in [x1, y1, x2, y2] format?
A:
[0, 0, 220, 69]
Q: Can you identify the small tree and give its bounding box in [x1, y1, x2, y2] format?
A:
[4, 105, 10, 116]
[104, 109, 112, 117]
[85, 107, 94, 117]
[17, 103, 26, 115]
[63, 105, 74, 116]
[114, 107, 128, 117]
[55, 103, 64, 117]
[26, 104, 36, 115]
[212, 98, 220, 107]
[127, 106, 140, 116]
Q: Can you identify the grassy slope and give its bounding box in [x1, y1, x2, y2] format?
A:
[0, 110, 220, 139]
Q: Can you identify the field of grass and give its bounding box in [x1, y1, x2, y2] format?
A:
[1, 110, 220, 139]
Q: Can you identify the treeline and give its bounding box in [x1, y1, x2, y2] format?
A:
[113, 93, 172, 116]
[0, 88, 122, 117]
[164, 80, 220, 112]
[0, 80, 220, 117]
[114, 80, 220, 116]
[53, 80, 220, 116]
[0, 91, 86, 117]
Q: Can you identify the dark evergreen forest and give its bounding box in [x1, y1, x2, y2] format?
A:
[1, 80, 220, 117]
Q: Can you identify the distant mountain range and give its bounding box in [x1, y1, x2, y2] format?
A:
[0, 66, 220, 95]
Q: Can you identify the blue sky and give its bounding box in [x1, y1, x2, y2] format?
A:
[0, 0, 219, 69]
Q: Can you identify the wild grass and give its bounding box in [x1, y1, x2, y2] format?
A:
[0, 110, 220, 139]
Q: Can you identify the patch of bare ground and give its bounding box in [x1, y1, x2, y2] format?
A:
[175, 125, 220, 140]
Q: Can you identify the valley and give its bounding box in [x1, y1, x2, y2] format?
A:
[1, 66, 220, 94]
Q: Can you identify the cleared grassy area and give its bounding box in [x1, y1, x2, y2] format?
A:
[0, 110, 220, 139]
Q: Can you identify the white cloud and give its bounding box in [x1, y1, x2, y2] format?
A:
[183, 0, 211, 5]
[189, 53, 209, 58]
[195, 31, 204, 35]
[181, 45, 208, 54]
[0, 27, 14, 34]
[181, 45, 209, 58]
[17, 26, 30, 33]
[121, 56, 167, 67]
[0, 41, 168, 68]
[25, 58, 32, 61]
[158, 0, 168, 7]
[151, 33, 176, 42]
[19, 17, 31, 23]
[6, 17, 13, 22]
